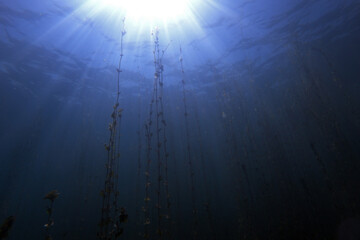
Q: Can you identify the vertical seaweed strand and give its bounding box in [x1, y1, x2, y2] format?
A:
[179, 46, 198, 239]
[158, 39, 172, 239]
[143, 62, 156, 239]
[215, 86, 251, 237]
[44, 190, 60, 240]
[190, 93, 216, 240]
[135, 71, 143, 228]
[152, 27, 163, 239]
[98, 17, 127, 240]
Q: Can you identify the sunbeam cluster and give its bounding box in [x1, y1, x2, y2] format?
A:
[88, 0, 194, 21]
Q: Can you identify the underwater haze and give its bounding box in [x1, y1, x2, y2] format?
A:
[1, 0, 360, 239]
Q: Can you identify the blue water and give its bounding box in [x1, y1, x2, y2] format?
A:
[1, 0, 360, 239]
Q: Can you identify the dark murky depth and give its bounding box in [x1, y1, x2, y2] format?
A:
[0, 1, 360, 239]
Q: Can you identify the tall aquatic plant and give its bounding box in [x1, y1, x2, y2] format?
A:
[143, 27, 171, 239]
[179, 46, 198, 239]
[97, 17, 128, 240]
[180, 51, 218, 239]
[43, 190, 60, 240]
[135, 73, 144, 229]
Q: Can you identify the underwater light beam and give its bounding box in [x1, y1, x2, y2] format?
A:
[94, 0, 190, 21]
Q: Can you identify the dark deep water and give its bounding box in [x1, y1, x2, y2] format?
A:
[1, 0, 360, 239]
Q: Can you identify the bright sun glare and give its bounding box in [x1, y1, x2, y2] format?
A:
[100, 0, 190, 20]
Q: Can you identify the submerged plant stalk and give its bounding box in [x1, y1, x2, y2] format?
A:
[97, 17, 127, 240]
[179, 46, 198, 239]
